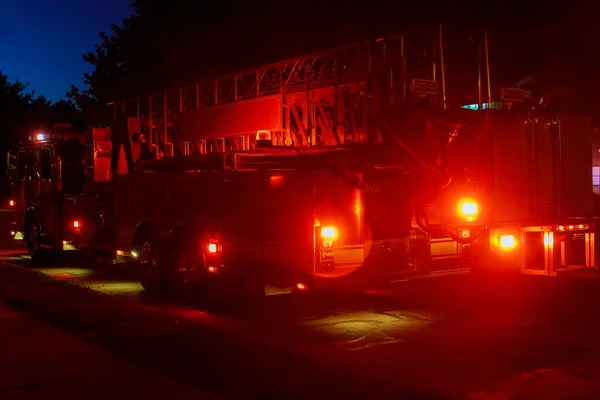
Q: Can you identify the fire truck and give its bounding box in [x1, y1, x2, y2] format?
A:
[6, 27, 596, 295]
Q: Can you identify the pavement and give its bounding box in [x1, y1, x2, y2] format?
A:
[2, 241, 600, 399]
[0, 300, 222, 400]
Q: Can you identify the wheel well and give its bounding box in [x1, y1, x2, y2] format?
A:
[132, 222, 160, 251]
[167, 225, 193, 249]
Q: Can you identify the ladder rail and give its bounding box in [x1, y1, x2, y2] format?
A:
[109, 34, 418, 121]
[110, 29, 487, 155]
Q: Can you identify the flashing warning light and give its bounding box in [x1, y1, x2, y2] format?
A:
[499, 235, 517, 250]
[458, 199, 479, 222]
[256, 130, 272, 141]
[320, 226, 337, 239]
[208, 266, 217, 273]
[558, 224, 587, 231]
[544, 232, 554, 247]
[73, 220, 80, 228]
[8, 200, 14, 207]
[320, 226, 337, 249]
[208, 243, 217, 253]
[296, 283, 307, 291]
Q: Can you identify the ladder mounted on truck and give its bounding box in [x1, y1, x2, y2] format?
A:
[108, 25, 522, 161]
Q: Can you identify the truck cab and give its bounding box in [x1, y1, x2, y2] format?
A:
[8, 129, 88, 262]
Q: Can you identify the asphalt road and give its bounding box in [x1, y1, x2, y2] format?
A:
[2, 242, 600, 399]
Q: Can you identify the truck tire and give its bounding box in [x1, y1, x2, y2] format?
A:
[138, 234, 164, 294]
[168, 233, 207, 295]
[26, 215, 52, 265]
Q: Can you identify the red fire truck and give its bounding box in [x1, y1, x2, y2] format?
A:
[6, 27, 596, 295]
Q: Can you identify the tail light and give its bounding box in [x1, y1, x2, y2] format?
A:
[498, 234, 517, 251]
[317, 225, 337, 270]
[206, 240, 221, 273]
[320, 226, 337, 248]
[8, 199, 15, 207]
[73, 220, 80, 229]
[457, 198, 479, 222]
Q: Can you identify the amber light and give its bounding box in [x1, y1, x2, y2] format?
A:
[321, 226, 336, 239]
[256, 130, 272, 141]
[457, 199, 479, 222]
[558, 224, 588, 231]
[320, 226, 337, 248]
[498, 235, 517, 250]
[544, 232, 554, 247]
[296, 283, 307, 291]
[8, 200, 15, 207]
[208, 243, 217, 253]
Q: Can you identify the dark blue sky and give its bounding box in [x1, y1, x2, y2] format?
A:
[0, 0, 133, 102]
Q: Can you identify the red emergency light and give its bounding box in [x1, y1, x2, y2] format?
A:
[319, 226, 337, 249]
[256, 130, 273, 148]
[457, 198, 479, 222]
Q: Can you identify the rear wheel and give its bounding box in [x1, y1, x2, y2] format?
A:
[26, 215, 51, 265]
[169, 234, 209, 295]
[138, 235, 163, 293]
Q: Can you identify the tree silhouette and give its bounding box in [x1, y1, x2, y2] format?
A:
[0, 72, 82, 155]
[0, 73, 36, 152]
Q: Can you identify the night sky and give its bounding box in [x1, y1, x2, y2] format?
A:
[0, 0, 132, 102]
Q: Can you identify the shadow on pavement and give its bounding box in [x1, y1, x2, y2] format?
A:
[0, 263, 444, 400]
[8, 247, 600, 338]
